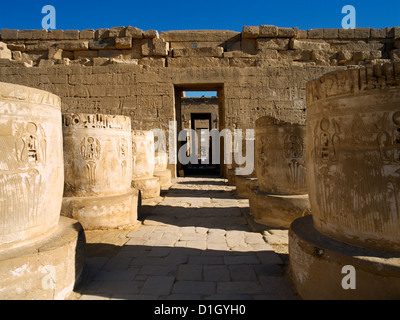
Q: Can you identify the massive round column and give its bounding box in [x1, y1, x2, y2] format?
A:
[0, 82, 84, 300]
[61, 113, 139, 229]
[290, 63, 400, 299]
[249, 116, 310, 228]
[154, 152, 172, 190]
[131, 130, 161, 199]
[0, 83, 63, 249]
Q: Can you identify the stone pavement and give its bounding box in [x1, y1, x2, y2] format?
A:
[69, 177, 298, 300]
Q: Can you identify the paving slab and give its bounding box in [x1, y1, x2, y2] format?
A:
[141, 276, 175, 295]
[173, 281, 216, 295]
[70, 177, 298, 300]
[203, 265, 231, 281]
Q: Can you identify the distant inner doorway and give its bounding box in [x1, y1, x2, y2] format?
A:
[174, 84, 225, 178]
[186, 112, 215, 176]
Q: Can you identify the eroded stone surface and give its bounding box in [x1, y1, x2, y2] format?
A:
[290, 63, 400, 300]
[61, 113, 139, 229]
[306, 64, 400, 253]
[131, 130, 161, 199]
[249, 115, 310, 228]
[255, 116, 307, 195]
[0, 82, 63, 250]
[63, 113, 133, 197]
[154, 152, 172, 190]
[0, 82, 84, 300]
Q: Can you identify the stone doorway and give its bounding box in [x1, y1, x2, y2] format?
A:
[185, 112, 218, 176]
[174, 84, 226, 178]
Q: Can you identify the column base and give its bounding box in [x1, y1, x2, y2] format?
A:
[289, 215, 400, 300]
[154, 169, 172, 190]
[249, 187, 310, 228]
[235, 175, 258, 198]
[0, 216, 85, 300]
[131, 176, 160, 199]
[61, 189, 139, 230]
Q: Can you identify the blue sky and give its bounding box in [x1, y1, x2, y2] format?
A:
[1, 0, 398, 97]
[0, 0, 399, 32]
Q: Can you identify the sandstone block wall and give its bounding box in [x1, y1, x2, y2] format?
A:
[0, 25, 398, 177]
[0, 25, 398, 68]
[181, 97, 219, 131]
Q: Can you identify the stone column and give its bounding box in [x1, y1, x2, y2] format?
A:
[0, 82, 84, 300]
[226, 167, 237, 186]
[154, 152, 172, 190]
[233, 129, 256, 192]
[61, 113, 139, 230]
[249, 116, 311, 228]
[290, 63, 400, 299]
[132, 130, 161, 199]
[235, 174, 258, 198]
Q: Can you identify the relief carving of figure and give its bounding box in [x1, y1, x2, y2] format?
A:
[392, 111, 400, 164]
[377, 111, 400, 164]
[81, 137, 101, 187]
[119, 138, 128, 159]
[3, 121, 46, 222]
[313, 118, 340, 165]
[284, 135, 303, 159]
[81, 137, 100, 161]
[86, 161, 97, 187]
[15, 122, 47, 166]
[284, 134, 306, 189]
[257, 136, 269, 179]
[384, 111, 400, 222]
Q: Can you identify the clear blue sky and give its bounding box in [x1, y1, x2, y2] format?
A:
[1, 0, 398, 97]
[0, 0, 398, 32]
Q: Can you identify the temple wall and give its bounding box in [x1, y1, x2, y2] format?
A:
[0, 25, 398, 153]
[0, 26, 398, 68]
[0, 62, 341, 131]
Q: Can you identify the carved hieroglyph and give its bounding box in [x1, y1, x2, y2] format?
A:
[62, 113, 133, 197]
[255, 116, 307, 195]
[0, 82, 63, 249]
[288, 63, 400, 300]
[249, 115, 310, 228]
[155, 152, 168, 172]
[131, 130, 161, 198]
[0, 83, 85, 300]
[132, 130, 155, 178]
[62, 113, 138, 229]
[154, 152, 172, 190]
[306, 63, 400, 253]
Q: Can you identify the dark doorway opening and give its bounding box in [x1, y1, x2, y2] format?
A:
[174, 84, 225, 178]
[185, 112, 219, 176]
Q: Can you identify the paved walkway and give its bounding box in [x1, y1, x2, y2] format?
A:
[70, 177, 297, 300]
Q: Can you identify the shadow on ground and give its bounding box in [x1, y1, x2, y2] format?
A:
[73, 241, 297, 300]
[68, 176, 297, 300]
